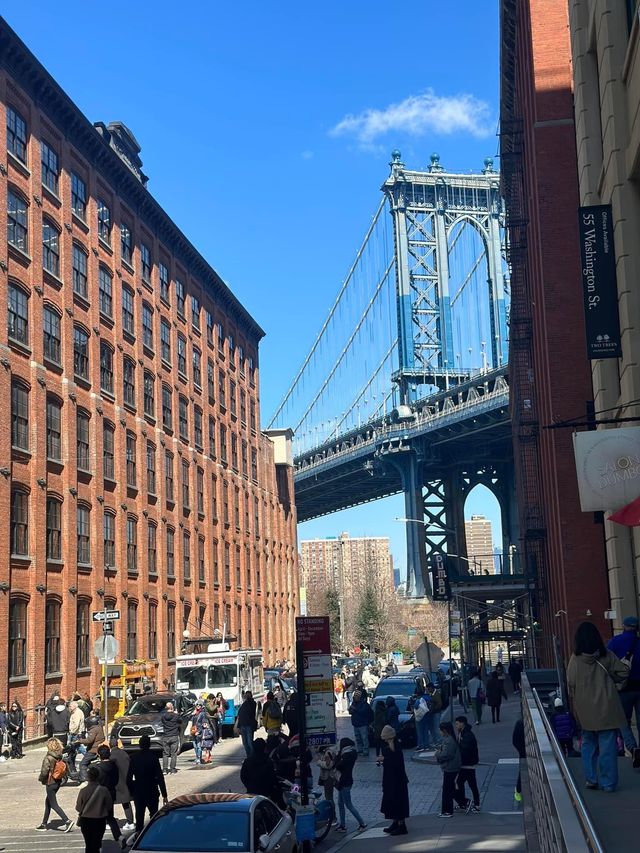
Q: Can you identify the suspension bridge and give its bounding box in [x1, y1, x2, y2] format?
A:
[269, 151, 518, 600]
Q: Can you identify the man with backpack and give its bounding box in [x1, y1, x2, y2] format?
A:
[348, 690, 374, 756]
[608, 615, 640, 767]
[454, 716, 480, 813]
[261, 691, 283, 735]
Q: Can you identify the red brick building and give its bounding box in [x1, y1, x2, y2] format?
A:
[0, 17, 298, 723]
[500, 0, 610, 662]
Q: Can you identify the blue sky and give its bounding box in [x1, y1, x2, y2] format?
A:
[5, 2, 502, 580]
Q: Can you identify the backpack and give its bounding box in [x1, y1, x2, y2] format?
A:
[268, 700, 282, 721]
[430, 691, 443, 712]
[49, 758, 67, 783]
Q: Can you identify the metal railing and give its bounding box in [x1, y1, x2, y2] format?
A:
[521, 673, 604, 852]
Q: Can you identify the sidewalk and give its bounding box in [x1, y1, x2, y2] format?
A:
[327, 689, 525, 852]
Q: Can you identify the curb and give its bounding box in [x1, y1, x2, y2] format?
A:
[322, 824, 381, 853]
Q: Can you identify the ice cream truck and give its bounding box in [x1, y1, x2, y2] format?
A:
[175, 644, 265, 728]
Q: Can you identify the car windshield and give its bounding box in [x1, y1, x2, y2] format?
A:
[207, 664, 237, 687]
[375, 680, 418, 697]
[128, 698, 169, 715]
[136, 807, 250, 852]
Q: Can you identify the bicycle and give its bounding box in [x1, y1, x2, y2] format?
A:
[280, 779, 335, 844]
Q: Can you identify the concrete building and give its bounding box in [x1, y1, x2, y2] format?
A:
[499, 0, 610, 661]
[568, 1, 640, 628]
[464, 515, 495, 574]
[300, 532, 394, 641]
[0, 17, 298, 721]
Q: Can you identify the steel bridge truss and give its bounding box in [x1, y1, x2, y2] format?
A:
[383, 152, 509, 402]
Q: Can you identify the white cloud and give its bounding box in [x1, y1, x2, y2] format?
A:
[300, 150, 314, 160]
[330, 89, 494, 147]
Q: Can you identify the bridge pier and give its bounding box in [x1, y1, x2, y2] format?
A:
[390, 450, 429, 598]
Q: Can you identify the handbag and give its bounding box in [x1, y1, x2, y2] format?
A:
[413, 698, 428, 722]
[78, 784, 103, 819]
[596, 657, 628, 692]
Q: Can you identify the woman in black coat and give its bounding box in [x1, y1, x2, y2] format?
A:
[385, 696, 400, 732]
[486, 672, 503, 723]
[8, 700, 24, 758]
[380, 725, 409, 835]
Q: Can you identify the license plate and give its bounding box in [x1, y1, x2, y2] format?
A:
[130, 738, 140, 745]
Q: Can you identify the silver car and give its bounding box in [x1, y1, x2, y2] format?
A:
[132, 793, 298, 853]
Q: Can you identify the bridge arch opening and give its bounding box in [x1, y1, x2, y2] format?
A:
[447, 217, 494, 373]
[463, 484, 504, 575]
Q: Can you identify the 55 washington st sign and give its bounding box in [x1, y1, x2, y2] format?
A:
[579, 204, 621, 359]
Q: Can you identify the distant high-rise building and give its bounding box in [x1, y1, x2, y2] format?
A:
[393, 568, 401, 588]
[300, 532, 394, 641]
[464, 515, 495, 574]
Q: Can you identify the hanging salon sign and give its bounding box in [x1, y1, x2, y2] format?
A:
[573, 427, 640, 511]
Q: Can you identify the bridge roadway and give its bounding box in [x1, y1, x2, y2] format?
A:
[294, 367, 511, 522]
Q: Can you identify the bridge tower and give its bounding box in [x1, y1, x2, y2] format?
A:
[383, 152, 512, 597]
[384, 151, 508, 405]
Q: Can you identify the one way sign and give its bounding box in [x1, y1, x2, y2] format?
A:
[92, 610, 120, 622]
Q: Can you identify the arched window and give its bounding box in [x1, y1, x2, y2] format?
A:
[7, 188, 28, 251]
[45, 598, 61, 674]
[43, 304, 62, 364]
[127, 600, 138, 659]
[7, 106, 27, 163]
[100, 341, 114, 394]
[9, 598, 27, 677]
[127, 516, 138, 573]
[73, 242, 88, 298]
[10, 487, 29, 555]
[73, 325, 90, 381]
[46, 496, 62, 560]
[77, 409, 90, 472]
[42, 218, 60, 276]
[77, 503, 91, 565]
[8, 281, 29, 345]
[103, 510, 116, 569]
[148, 601, 158, 659]
[147, 521, 157, 575]
[167, 603, 176, 659]
[11, 380, 29, 451]
[99, 266, 113, 318]
[76, 599, 90, 669]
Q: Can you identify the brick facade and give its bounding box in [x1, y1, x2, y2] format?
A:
[0, 18, 298, 722]
[500, 0, 610, 662]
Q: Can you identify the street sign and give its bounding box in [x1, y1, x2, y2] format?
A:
[415, 641, 444, 671]
[295, 617, 331, 654]
[303, 654, 332, 679]
[94, 635, 119, 663]
[93, 610, 120, 622]
[102, 621, 113, 633]
[296, 617, 336, 747]
[430, 554, 451, 602]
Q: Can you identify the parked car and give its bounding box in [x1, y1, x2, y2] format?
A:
[370, 694, 417, 749]
[373, 673, 441, 698]
[111, 692, 194, 753]
[131, 792, 297, 853]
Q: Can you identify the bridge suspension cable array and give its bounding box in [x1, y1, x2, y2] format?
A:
[268, 196, 399, 454]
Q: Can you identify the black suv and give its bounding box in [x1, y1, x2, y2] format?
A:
[110, 692, 195, 753]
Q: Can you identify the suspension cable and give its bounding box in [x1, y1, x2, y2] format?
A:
[268, 197, 387, 428]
